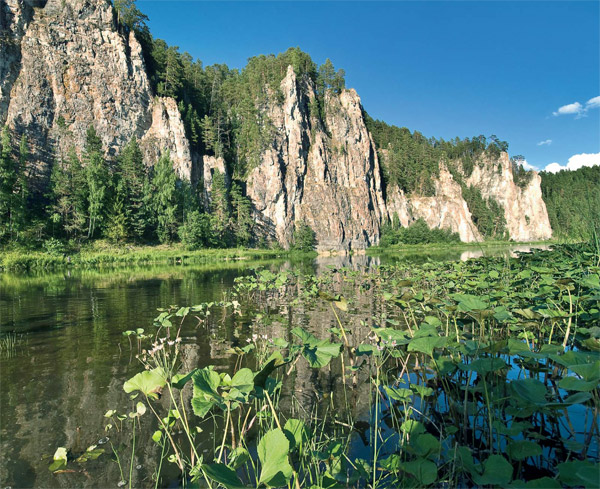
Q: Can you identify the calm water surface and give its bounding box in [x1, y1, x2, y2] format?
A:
[0, 245, 550, 488]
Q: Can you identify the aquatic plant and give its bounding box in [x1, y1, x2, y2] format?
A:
[51, 243, 599, 487]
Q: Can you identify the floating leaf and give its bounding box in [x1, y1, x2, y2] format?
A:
[510, 378, 547, 405]
[459, 357, 507, 374]
[408, 336, 447, 357]
[49, 447, 68, 472]
[254, 352, 287, 389]
[171, 369, 198, 390]
[558, 376, 599, 392]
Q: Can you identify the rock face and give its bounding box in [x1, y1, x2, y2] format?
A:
[398, 165, 482, 242]
[1, 0, 194, 185]
[201, 155, 229, 209]
[467, 153, 552, 241]
[385, 158, 552, 243]
[246, 66, 386, 250]
[1, 1, 553, 248]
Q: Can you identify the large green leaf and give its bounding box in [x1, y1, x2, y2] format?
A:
[191, 368, 222, 417]
[558, 376, 599, 392]
[257, 429, 293, 487]
[283, 418, 309, 452]
[510, 378, 548, 405]
[202, 463, 245, 489]
[408, 336, 447, 357]
[507, 440, 542, 461]
[171, 369, 198, 390]
[401, 457, 438, 485]
[458, 357, 507, 374]
[303, 339, 343, 368]
[472, 455, 513, 486]
[452, 293, 488, 311]
[123, 367, 167, 400]
[291, 327, 342, 368]
[569, 361, 600, 382]
[254, 352, 287, 389]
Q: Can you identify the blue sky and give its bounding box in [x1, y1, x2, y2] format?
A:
[140, 1, 599, 172]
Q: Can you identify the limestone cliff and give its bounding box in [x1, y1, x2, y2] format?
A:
[1, 0, 194, 183]
[246, 66, 386, 250]
[385, 157, 552, 243]
[386, 165, 482, 242]
[466, 153, 552, 241]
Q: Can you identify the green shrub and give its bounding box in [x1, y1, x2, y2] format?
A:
[291, 221, 316, 252]
[380, 218, 461, 246]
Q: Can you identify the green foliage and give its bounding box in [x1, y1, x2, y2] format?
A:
[541, 165, 600, 241]
[97, 243, 599, 488]
[179, 210, 216, 249]
[50, 147, 88, 240]
[461, 184, 507, 238]
[367, 117, 510, 196]
[230, 181, 253, 247]
[291, 221, 316, 252]
[112, 0, 148, 33]
[511, 155, 534, 189]
[84, 127, 109, 239]
[150, 151, 179, 244]
[0, 127, 28, 242]
[114, 137, 149, 241]
[380, 217, 461, 246]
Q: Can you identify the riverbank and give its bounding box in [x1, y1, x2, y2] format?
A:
[1, 239, 561, 271]
[367, 239, 556, 255]
[0, 242, 313, 271]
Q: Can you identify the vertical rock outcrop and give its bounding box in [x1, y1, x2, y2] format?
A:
[1, 0, 196, 185]
[246, 66, 386, 250]
[384, 156, 552, 243]
[467, 153, 552, 241]
[404, 165, 482, 242]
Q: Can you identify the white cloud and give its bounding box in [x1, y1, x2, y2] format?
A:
[537, 139, 552, 146]
[586, 96, 600, 109]
[543, 152, 600, 173]
[520, 159, 538, 171]
[552, 96, 600, 117]
[544, 162, 564, 173]
[553, 102, 583, 116]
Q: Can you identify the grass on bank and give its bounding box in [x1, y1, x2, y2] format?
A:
[0, 241, 315, 271]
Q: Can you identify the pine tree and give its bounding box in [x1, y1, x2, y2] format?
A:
[118, 137, 148, 240]
[50, 148, 88, 239]
[159, 46, 183, 98]
[84, 127, 108, 239]
[0, 126, 16, 242]
[230, 181, 252, 246]
[12, 135, 29, 240]
[113, 0, 148, 33]
[105, 180, 128, 242]
[209, 171, 230, 245]
[151, 151, 179, 243]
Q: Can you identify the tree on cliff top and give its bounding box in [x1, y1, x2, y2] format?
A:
[113, 0, 149, 34]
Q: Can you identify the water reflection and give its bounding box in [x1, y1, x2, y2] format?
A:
[0, 244, 554, 487]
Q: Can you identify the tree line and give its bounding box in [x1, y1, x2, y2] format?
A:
[541, 165, 600, 241]
[0, 126, 258, 250]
